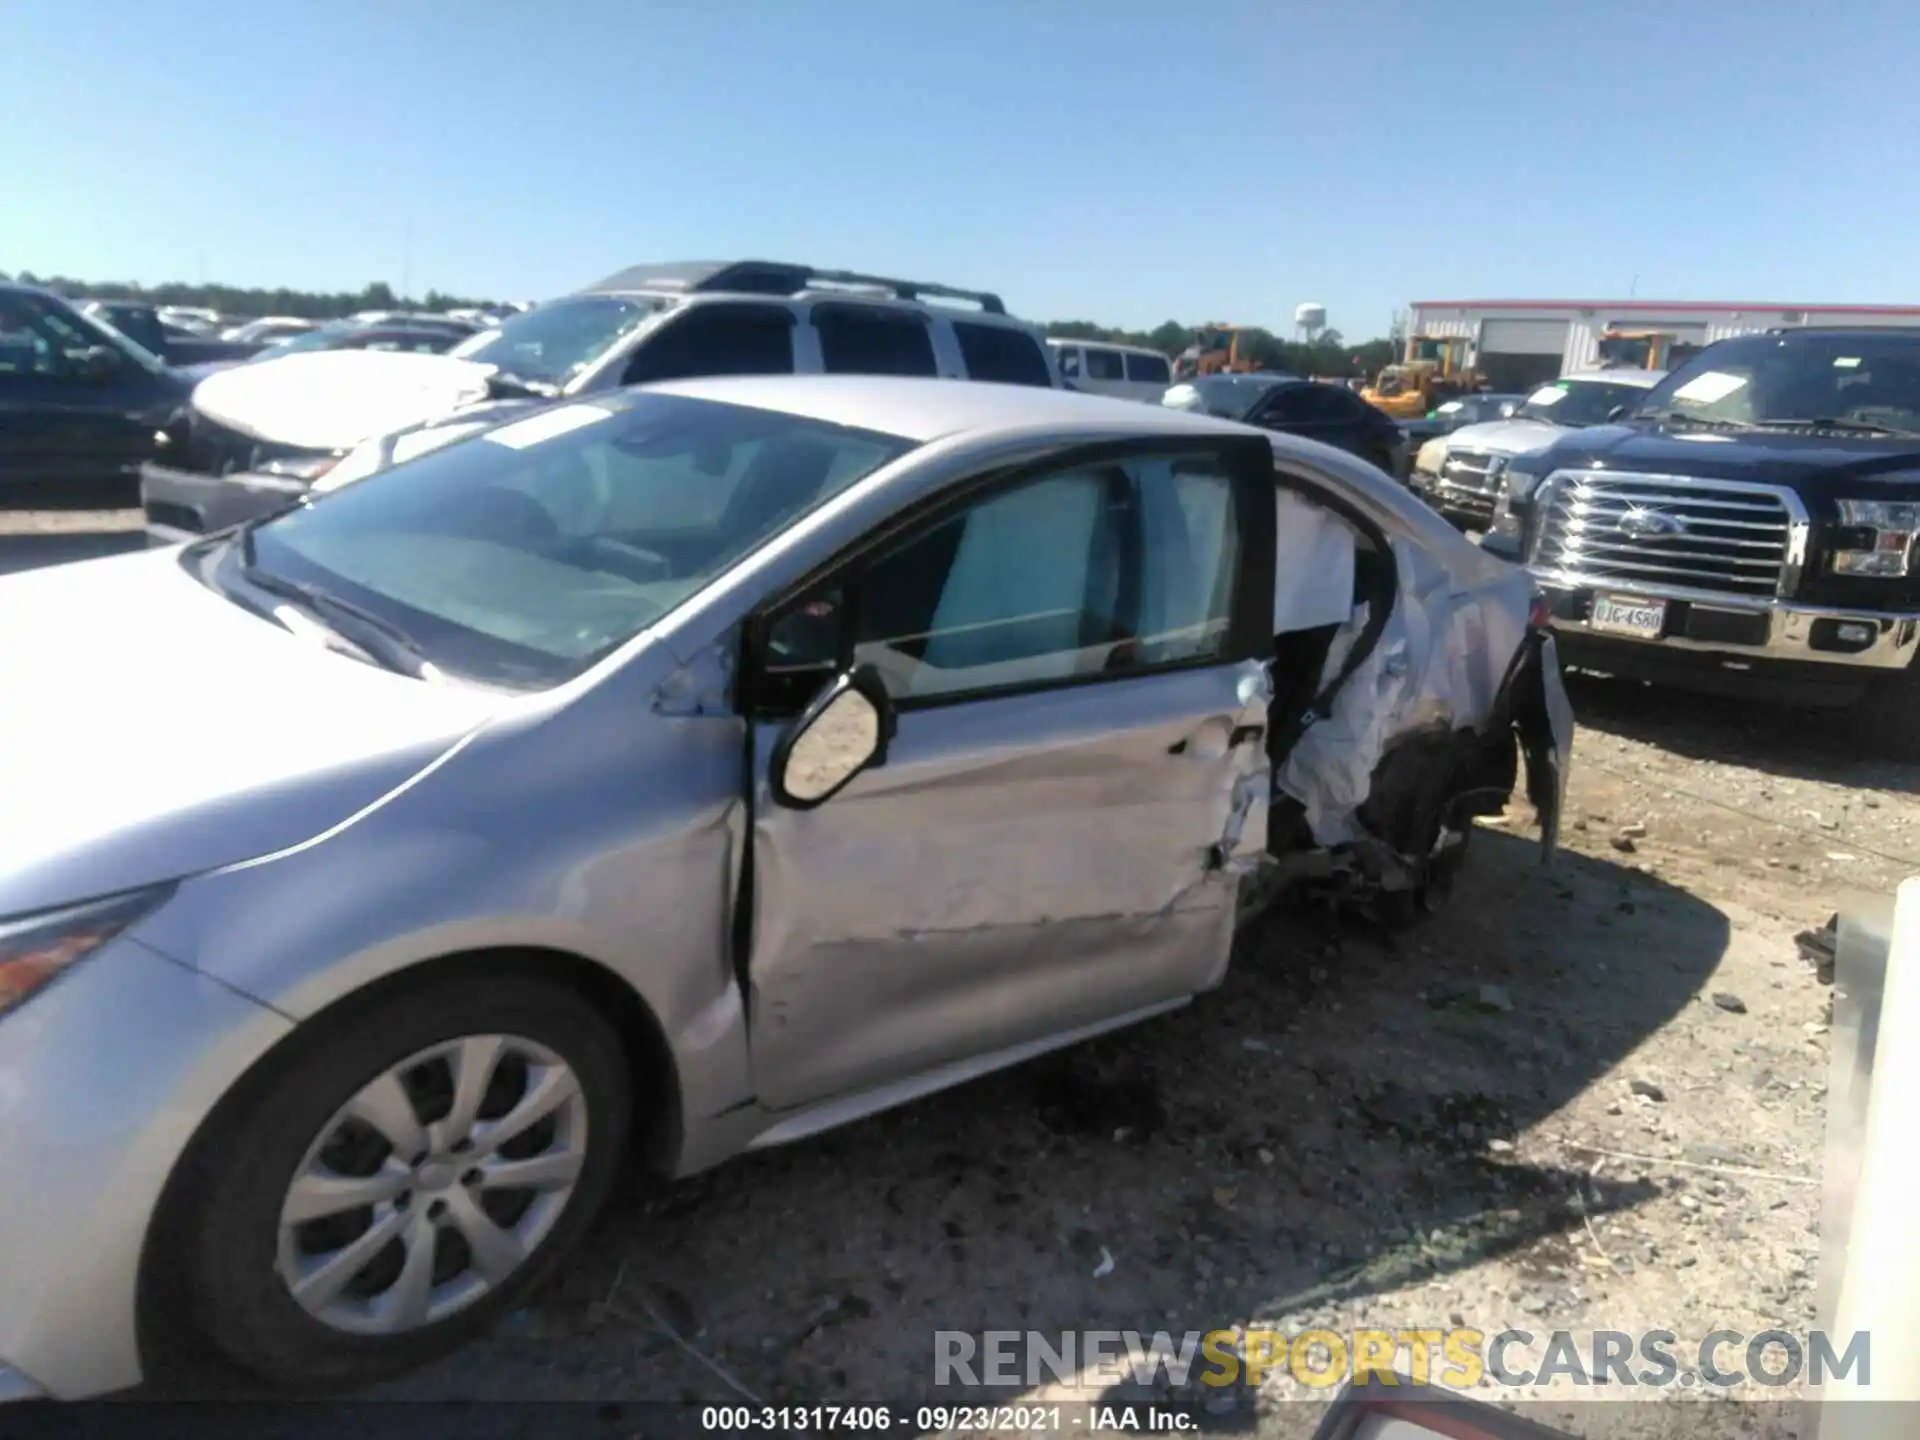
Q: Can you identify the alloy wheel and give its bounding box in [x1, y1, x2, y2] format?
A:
[274, 1033, 589, 1335]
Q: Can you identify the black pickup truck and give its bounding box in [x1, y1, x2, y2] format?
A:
[1489, 328, 1920, 745]
[0, 283, 193, 499]
[79, 300, 265, 368]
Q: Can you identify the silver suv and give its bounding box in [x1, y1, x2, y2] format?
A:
[141, 260, 1059, 543]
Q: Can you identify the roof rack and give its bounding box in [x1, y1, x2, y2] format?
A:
[579, 260, 1006, 314]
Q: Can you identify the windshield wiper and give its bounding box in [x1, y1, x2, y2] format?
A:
[236, 529, 435, 678]
[1640, 410, 1756, 432]
[1749, 417, 1920, 437]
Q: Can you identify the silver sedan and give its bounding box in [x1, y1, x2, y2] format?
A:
[0, 376, 1568, 1401]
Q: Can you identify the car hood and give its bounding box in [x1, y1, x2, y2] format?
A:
[1442, 417, 1565, 457]
[1540, 423, 1920, 488]
[191, 348, 499, 451]
[0, 547, 505, 917]
[174, 358, 246, 383]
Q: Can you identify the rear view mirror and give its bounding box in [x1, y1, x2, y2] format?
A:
[771, 666, 896, 809]
[1605, 405, 1629, 422]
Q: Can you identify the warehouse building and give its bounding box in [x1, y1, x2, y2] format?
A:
[1405, 298, 1920, 392]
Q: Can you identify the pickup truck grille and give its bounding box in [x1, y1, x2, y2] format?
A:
[1439, 450, 1505, 495]
[1532, 471, 1797, 598]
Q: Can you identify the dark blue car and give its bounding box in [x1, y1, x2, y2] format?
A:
[1160, 373, 1407, 475]
[0, 283, 192, 500]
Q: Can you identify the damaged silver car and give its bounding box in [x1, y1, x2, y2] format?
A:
[0, 377, 1569, 1401]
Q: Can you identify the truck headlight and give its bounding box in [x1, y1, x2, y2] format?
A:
[0, 886, 174, 1019]
[1833, 499, 1920, 577]
[1504, 463, 1547, 505]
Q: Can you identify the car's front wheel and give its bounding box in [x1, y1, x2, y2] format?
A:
[169, 969, 632, 1391]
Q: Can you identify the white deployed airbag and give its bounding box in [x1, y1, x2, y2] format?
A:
[1273, 489, 1357, 635]
[1276, 535, 1485, 846]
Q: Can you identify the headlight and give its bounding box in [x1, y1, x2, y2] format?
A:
[1505, 464, 1548, 503]
[0, 886, 173, 1019]
[1833, 499, 1920, 577]
[252, 453, 340, 482]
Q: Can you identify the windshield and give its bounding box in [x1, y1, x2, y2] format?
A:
[1514, 378, 1646, 427]
[0, 294, 169, 377]
[448, 295, 663, 387]
[1159, 375, 1272, 418]
[263, 319, 362, 355]
[240, 392, 914, 689]
[1636, 333, 1920, 433]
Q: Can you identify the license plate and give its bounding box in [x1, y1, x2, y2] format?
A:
[1589, 592, 1668, 639]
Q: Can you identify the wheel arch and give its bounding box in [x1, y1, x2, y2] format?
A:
[133, 945, 681, 1388]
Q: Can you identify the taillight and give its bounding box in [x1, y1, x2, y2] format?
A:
[1528, 593, 1552, 631]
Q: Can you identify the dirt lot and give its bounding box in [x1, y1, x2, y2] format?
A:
[7, 509, 1905, 1437]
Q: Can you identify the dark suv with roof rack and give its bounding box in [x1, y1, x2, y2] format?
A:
[1490, 328, 1920, 742]
[141, 260, 1060, 545]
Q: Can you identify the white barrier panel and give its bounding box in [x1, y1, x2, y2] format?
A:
[1821, 876, 1920, 1433]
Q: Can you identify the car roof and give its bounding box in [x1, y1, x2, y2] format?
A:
[1047, 337, 1166, 358]
[1557, 369, 1666, 388]
[1763, 327, 1920, 342]
[1181, 372, 1299, 387]
[579, 259, 1009, 316]
[640, 374, 1250, 445]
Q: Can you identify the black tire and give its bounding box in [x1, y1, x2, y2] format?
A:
[1373, 799, 1475, 930]
[168, 968, 631, 1392]
[1850, 666, 1920, 763]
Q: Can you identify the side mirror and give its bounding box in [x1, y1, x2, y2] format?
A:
[80, 344, 123, 381]
[770, 666, 896, 810]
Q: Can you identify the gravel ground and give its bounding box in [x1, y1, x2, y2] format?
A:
[5, 509, 1896, 1437]
[366, 681, 1890, 1438]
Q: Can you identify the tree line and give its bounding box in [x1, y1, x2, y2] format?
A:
[2, 273, 501, 321]
[1048, 318, 1398, 379]
[1, 271, 1399, 377]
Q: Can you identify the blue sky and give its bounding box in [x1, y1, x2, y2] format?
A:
[4, 0, 1915, 339]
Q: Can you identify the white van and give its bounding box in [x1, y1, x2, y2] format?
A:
[1047, 338, 1173, 403]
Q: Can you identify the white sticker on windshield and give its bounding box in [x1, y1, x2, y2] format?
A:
[1671, 371, 1747, 405]
[1835, 356, 1863, 369]
[482, 403, 612, 450]
[1526, 385, 1568, 406]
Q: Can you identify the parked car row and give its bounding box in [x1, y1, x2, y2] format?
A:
[1407, 370, 1665, 530]
[0, 260, 1573, 1404]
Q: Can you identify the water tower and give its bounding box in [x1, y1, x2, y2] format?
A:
[1294, 302, 1328, 344]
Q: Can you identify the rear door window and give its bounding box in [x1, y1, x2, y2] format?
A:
[952, 322, 1054, 387]
[621, 303, 797, 385]
[1125, 352, 1171, 385]
[814, 305, 938, 377]
[1084, 348, 1126, 381]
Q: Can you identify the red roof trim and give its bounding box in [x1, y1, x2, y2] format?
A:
[1410, 299, 1920, 317]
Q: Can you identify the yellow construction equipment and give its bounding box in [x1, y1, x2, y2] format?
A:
[1172, 323, 1259, 380]
[1594, 328, 1696, 371]
[1360, 334, 1481, 418]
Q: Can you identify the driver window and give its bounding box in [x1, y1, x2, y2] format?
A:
[0, 298, 83, 378]
[753, 452, 1242, 713]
